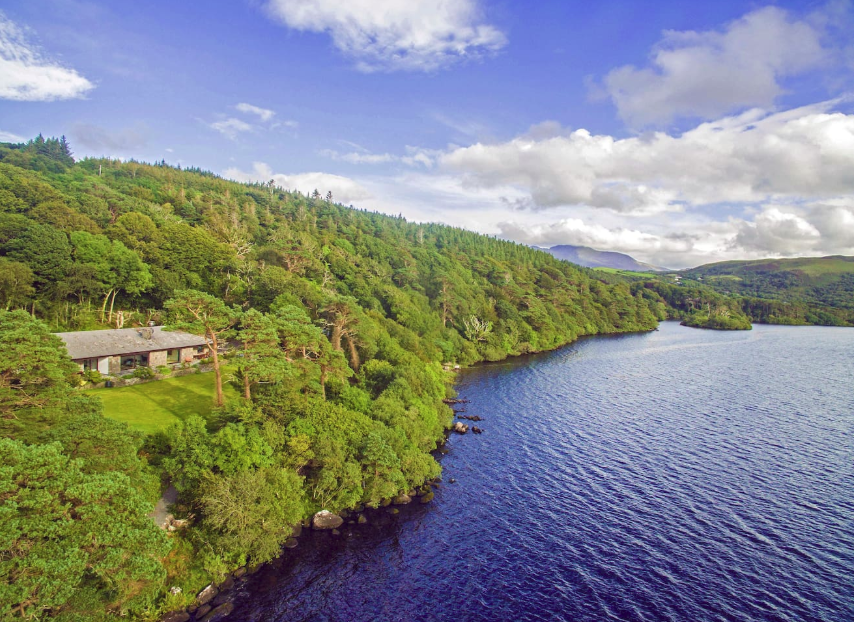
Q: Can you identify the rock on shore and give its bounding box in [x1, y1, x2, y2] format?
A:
[312, 510, 344, 530]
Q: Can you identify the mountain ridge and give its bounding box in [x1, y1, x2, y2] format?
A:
[540, 244, 668, 272]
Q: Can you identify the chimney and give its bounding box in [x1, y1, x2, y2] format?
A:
[140, 327, 153, 340]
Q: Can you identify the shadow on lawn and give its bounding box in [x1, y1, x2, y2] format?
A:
[134, 378, 217, 421]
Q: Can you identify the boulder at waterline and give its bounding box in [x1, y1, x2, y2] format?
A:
[313, 510, 344, 530]
[196, 585, 218, 606]
[199, 602, 234, 622]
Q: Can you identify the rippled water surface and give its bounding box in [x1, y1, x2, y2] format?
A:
[233, 322, 854, 621]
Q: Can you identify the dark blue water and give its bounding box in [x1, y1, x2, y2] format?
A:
[232, 322, 854, 621]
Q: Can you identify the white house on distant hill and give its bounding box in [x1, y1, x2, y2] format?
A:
[55, 326, 208, 375]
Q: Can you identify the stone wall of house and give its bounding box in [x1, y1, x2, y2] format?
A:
[108, 356, 121, 374]
[149, 350, 168, 367]
[179, 346, 197, 362]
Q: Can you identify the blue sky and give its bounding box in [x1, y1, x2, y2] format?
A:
[2, 0, 854, 267]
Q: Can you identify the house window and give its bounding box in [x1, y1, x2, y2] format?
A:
[167, 349, 180, 363]
[82, 358, 98, 371]
[121, 354, 148, 370]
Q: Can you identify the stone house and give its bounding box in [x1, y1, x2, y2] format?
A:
[55, 326, 208, 375]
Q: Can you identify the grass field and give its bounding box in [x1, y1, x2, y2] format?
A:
[86, 366, 240, 434]
[593, 267, 658, 278]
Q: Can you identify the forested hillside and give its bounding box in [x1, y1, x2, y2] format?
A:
[682, 257, 854, 315]
[0, 137, 661, 620]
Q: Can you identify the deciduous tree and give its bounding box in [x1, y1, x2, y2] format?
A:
[165, 290, 240, 406]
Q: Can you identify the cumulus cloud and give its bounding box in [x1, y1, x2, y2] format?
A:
[733, 207, 821, 253]
[209, 118, 254, 140]
[71, 123, 148, 153]
[734, 202, 854, 255]
[442, 100, 854, 215]
[236, 102, 276, 122]
[0, 11, 94, 101]
[493, 200, 854, 268]
[223, 161, 372, 204]
[263, 0, 506, 72]
[601, 6, 828, 127]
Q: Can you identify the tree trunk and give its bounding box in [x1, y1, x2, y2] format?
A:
[330, 322, 343, 351]
[100, 289, 114, 323]
[346, 334, 360, 371]
[242, 341, 251, 399]
[320, 365, 327, 400]
[108, 289, 119, 323]
[210, 333, 224, 407]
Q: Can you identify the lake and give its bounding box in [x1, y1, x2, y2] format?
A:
[230, 321, 854, 621]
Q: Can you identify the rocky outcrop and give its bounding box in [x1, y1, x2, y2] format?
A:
[196, 584, 218, 606]
[420, 491, 435, 504]
[453, 422, 469, 434]
[392, 493, 411, 505]
[161, 612, 190, 622]
[312, 510, 344, 530]
[199, 602, 234, 622]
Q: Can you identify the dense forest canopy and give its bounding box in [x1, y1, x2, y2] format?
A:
[0, 137, 667, 620]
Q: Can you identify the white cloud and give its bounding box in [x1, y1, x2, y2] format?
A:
[734, 206, 822, 253]
[498, 219, 699, 256]
[733, 202, 854, 255]
[223, 161, 372, 204]
[320, 149, 397, 165]
[319, 145, 440, 167]
[0, 11, 94, 101]
[442, 100, 854, 215]
[492, 200, 854, 268]
[209, 117, 254, 140]
[236, 102, 276, 122]
[263, 0, 506, 72]
[0, 129, 25, 142]
[601, 6, 828, 127]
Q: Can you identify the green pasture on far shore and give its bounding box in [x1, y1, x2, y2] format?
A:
[593, 267, 658, 278]
[85, 365, 240, 434]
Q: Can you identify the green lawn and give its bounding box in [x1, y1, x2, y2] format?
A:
[86, 366, 240, 434]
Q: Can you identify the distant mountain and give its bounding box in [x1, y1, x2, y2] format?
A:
[683, 255, 854, 311]
[541, 244, 667, 272]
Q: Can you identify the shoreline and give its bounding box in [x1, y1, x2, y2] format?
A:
[156, 323, 661, 621]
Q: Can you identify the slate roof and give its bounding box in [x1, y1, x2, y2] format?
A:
[55, 327, 207, 360]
